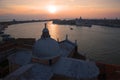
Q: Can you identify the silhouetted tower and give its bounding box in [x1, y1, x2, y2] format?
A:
[41, 23, 50, 39]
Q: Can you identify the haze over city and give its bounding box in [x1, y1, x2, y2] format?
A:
[0, 0, 120, 21]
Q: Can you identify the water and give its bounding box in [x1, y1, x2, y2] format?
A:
[4, 21, 120, 65]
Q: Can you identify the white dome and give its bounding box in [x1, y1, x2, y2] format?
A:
[33, 38, 61, 59]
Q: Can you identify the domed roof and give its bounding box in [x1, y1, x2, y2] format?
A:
[33, 23, 61, 59]
[33, 38, 61, 59]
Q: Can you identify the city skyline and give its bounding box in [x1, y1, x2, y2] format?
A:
[0, 0, 120, 21]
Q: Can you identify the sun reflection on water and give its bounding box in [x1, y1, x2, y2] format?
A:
[47, 21, 60, 41]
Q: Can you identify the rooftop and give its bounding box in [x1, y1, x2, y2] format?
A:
[5, 57, 99, 80]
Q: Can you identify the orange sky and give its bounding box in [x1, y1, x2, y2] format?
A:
[0, 0, 120, 21]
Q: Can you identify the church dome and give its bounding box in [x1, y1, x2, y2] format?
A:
[33, 23, 61, 59]
[33, 38, 61, 59]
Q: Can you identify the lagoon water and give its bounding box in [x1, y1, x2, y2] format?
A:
[4, 21, 120, 65]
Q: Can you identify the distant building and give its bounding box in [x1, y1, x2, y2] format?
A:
[75, 18, 92, 27]
[3, 23, 99, 80]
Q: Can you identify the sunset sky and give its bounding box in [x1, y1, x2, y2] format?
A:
[0, 0, 120, 21]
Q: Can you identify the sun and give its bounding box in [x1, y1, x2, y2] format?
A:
[47, 5, 57, 14]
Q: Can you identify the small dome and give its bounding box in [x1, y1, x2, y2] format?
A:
[41, 23, 50, 39]
[43, 27, 49, 32]
[33, 38, 61, 59]
[42, 23, 48, 32]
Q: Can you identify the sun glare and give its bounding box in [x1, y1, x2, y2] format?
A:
[47, 5, 57, 14]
